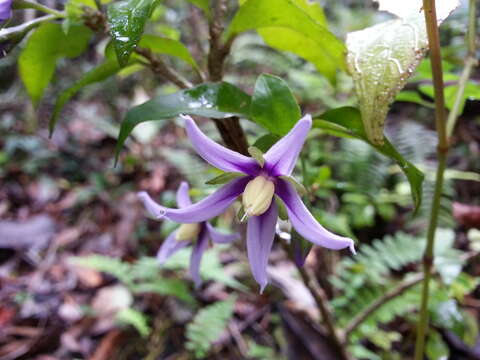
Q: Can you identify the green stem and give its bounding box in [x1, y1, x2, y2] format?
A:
[446, 0, 478, 137]
[13, 0, 65, 17]
[414, 0, 451, 357]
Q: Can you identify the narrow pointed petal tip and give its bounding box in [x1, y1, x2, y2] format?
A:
[246, 201, 278, 292]
[157, 231, 189, 264]
[189, 230, 209, 289]
[182, 116, 259, 175]
[264, 114, 313, 176]
[137, 191, 166, 219]
[275, 179, 354, 252]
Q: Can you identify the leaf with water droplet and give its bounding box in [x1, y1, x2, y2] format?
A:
[115, 82, 251, 163]
[346, 0, 459, 145]
[107, 0, 156, 66]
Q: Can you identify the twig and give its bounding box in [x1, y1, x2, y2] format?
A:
[414, 0, 476, 357]
[135, 46, 193, 89]
[206, 0, 249, 155]
[345, 273, 424, 337]
[446, 0, 478, 137]
[13, 0, 65, 17]
[280, 239, 352, 360]
[0, 14, 58, 42]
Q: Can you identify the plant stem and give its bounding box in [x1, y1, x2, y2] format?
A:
[207, 0, 249, 155]
[446, 0, 478, 137]
[280, 239, 351, 360]
[414, 0, 449, 358]
[13, 0, 65, 17]
[346, 273, 424, 337]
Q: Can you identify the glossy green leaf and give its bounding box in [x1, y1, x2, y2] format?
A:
[227, 0, 345, 81]
[18, 23, 92, 106]
[252, 133, 281, 152]
[185, 0, 210, 17]
[314, 107, 424, 211]
[205, 172, 245, 185]
[116, 82, 251, 162]
[139, 35, 199, 69]
[250, 74, 300, 136]
[346, 0, 459, 145]
[107, 0, 155, 66]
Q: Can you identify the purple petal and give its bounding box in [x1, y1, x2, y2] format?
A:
[176, 181, 192, 208]
[206, 223, 239, 244]
[189, 228, 209, 288]
[139, 177, 250, 223]
[275, 179, 355, 253]
[264, 114, 312, 176]
[0, 0, 13, 21]
[157, 231, 190, 264]
[247, 201, 278, 293]
[183, 115, 260, 175]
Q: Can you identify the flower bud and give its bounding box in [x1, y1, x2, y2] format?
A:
[176, 223, 201, 241]
[242, 176, 275, 216]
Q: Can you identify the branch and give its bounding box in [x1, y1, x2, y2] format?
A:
[135, 47, 193, 89]
[446, 0, 478, 137]
[206, 0, 249, 155]
[345, 273, 424, 337]
[0, 14, 58, 42]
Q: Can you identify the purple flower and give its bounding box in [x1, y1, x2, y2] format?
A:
[0, 0, 13, 21]
[140, 181, 239, 288]
[139, 114, 355, 292]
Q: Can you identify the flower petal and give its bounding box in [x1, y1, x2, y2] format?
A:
[247, 201, 278, 293]
[176, 181, 192, 208]
[183, 115, 259, 175]
[0, 0, 13, 21]
[157, 231, 190, 264]
[189, 228, 209, 288]
[275, 179, 355, 253]
[206, 223, 239, 244]
[264, 114, 312, 176]
[139, 177, 250, 223]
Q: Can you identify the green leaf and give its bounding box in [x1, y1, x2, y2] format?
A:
[116, 308, 151, 337]
[250, 74, 301, 136]
[395, 90, 434, 108]
[49, 59, 127, 135]
[186, 297, 236, 358]
[107, 0, 155, 66]
[314, 107, 424, 211]
[247, 146, 265, 167]
[227, 0, 345, 81]
[115, 82, 251, 162]
[18, 23, 92, 105]
[252, 133, 281, 152]
[345, 0, 458, 145]
[185, 0, 210, 17]
[139, 34, 199, 70]
[205, 172, 245, 185]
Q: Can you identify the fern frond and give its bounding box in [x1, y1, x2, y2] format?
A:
[186, 297, 236, 358]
